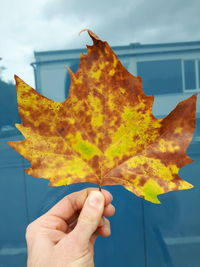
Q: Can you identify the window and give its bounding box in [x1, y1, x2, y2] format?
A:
[182, 59, 200, 92]
[137, 60, 183, 95]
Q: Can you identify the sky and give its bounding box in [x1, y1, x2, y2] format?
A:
[0, 0, 200, 87]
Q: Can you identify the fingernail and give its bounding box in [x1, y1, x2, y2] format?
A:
[88, 191, 103, 207]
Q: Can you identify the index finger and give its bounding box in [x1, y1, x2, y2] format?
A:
[46, 188, 113, 222]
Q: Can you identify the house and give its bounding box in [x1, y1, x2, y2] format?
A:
[32, 40, 200, 142]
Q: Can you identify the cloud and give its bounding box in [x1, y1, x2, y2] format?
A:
[0, 0, 200, 86]
[43, 0, 200, 44]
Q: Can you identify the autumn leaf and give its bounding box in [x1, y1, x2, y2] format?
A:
[8, 29, 197, 204]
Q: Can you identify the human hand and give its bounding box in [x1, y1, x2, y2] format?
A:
[26, 188, 115, 267]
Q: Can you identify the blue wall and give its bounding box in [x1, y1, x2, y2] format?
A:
[0, 127, 200, 267]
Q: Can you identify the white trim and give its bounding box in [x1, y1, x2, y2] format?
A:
[0, 247, 26, 256]
[195, 59, 199, 89]
[181, 60, 185, 92]
[182, 58, 200, 93]
[165, 236, 200, 246]
[183, 88, 200, 93]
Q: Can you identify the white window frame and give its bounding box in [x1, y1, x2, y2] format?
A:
[181, 59, 200, 93]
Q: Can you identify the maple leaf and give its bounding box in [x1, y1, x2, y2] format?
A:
[8, 30, 197, 204]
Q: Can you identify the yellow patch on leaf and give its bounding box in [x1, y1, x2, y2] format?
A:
[8, 29, 197, 203]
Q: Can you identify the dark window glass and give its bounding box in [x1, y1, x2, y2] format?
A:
[137, 59, 182, 95]
[195, 118, 200, 137]
[184, 60, 196, 90]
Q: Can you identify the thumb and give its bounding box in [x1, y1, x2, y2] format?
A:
[72, 190, 105, 245]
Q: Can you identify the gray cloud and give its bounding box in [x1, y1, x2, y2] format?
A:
[43, 0, 200, 45]
[0, 0, 200, 85]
